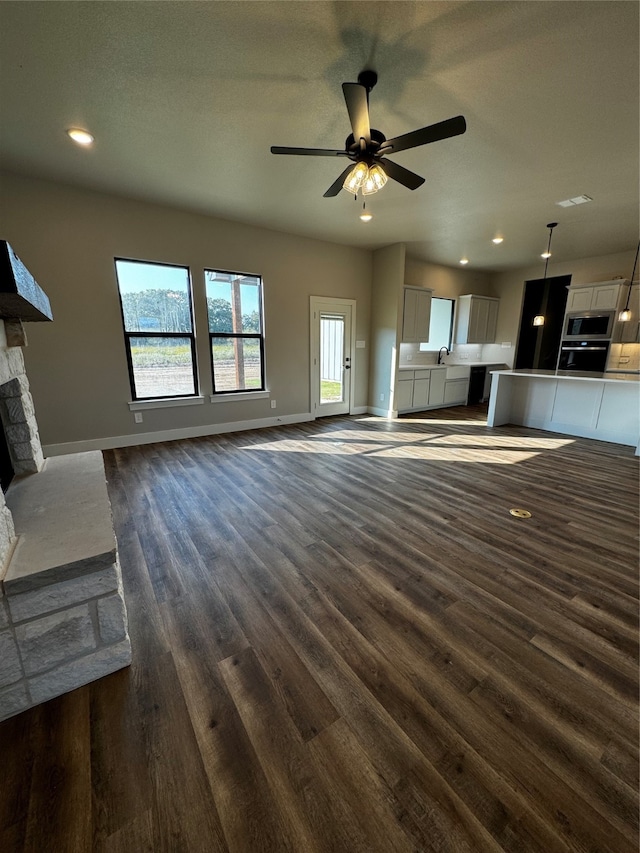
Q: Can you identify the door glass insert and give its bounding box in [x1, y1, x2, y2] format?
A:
[320, 314, 345, 404]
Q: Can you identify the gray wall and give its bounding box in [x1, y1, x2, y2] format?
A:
[404, 256, 494, 299]
[0, 172, 372, 450]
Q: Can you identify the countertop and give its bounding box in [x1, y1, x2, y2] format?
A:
[398, 361, 507, 371]
[492, 368, 640, 383]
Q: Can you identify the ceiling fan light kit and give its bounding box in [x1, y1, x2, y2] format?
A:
[343, 161, 369, 193]
[271, 70, 466, 199]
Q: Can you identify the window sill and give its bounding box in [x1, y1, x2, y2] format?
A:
[210, 390, 270, 403]
[128, 396, 205, 411]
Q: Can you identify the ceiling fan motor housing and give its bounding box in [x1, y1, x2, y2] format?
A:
[345, 128, 387, 160]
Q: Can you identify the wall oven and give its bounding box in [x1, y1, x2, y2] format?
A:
[563, 311, 614, 340]
[558, 340, 609, 373]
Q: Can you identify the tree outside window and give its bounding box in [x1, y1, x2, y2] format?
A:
[115, 259, 198, 400]
[206, 270, 265, 393]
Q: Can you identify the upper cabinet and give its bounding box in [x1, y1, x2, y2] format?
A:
[566, 280, 623, 313]
[401, 286, 432, 343]
[455, 295, 499, 344]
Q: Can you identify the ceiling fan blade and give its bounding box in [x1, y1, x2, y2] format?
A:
[323, 164, 356, 198]
[271, 146, 348, 156]
[381, 115, 466, 155]
[379, 158, 425, 190]
[342, 83, 371, 145]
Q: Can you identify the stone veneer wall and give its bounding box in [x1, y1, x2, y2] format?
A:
[0, 322, 131, 722]
[0, 555, 131, 720]
[0, 322, 44, 574]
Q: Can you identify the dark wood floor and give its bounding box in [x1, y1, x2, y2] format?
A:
[1, 406, 638, 852]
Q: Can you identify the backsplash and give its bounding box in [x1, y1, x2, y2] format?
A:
[608, 342, 640, 371]
[399, 341, 512, 367]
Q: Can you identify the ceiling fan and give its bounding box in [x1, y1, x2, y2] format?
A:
[270, 70, 467, 198]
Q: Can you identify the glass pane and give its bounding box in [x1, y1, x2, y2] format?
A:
[320, 315, 344, 404]
[423, 297, 454, 351]
[206, 271, 262, 334]
[115, 260, 192, 333]
[129, 336, 195, 398]
[212, 336, 263, 392]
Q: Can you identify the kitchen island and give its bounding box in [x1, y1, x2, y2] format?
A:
[487, 369, 640, 453]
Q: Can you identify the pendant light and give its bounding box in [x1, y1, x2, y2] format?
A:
[618, 240, 640, 322]
[533, 222, 557, 327]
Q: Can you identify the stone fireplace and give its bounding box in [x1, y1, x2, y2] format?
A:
[0, 243, 131, 722]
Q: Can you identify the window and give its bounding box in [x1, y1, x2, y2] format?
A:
[421, 297, 454, 351]
[206, 270, 265, 393]
[115, 259, 198, 400]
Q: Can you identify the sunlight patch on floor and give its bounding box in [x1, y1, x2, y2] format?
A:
[243, 439, 390, 455]
[369, 446, 540, 462]
[309, 429, 442, 444]
[242, 438, 541, 462]
[429, 434, 575, 449]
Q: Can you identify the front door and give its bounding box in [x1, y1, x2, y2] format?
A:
[310, 298, 354, 418]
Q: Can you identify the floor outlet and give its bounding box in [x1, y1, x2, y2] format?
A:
[134, 412, 143, 424]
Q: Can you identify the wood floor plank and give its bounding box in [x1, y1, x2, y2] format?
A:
[22, 689, 92, 853]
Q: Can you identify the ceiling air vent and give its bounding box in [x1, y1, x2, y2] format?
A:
[556, 195, 593, 207]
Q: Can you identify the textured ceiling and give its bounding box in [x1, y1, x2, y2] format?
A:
[0, 1, 638, 271]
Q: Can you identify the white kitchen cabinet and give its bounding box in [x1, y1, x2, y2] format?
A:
[566, 281, 623, 313]
[412, 371, 431, 408]
[444, 365, 470, 405]
[402, 287, 432, 343]
[444, 379, 470, 405]
[428, 368, 446, 406]
[455, 295, 500, 344]
[565, 287, 593, 313]
[396, 378, 414, 411]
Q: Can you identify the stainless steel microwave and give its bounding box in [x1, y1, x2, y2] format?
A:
[563, 311, 615, 340]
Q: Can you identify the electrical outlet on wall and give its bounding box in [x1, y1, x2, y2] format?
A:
[270, 400, 277, 408]
[134, 412, 143, 423]
[379, 393, 384, 402]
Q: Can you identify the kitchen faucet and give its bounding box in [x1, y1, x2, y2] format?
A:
[438, 346, 450, 364]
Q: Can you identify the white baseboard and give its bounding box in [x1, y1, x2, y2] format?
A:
[42, 412, 314, 457]
[365, 406, 396, 418]
[350, 406, 369, 415]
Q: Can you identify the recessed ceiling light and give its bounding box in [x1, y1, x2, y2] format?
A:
[492, 236, 504, 244]
[67, 128, 94, 146]
[459, 258, 469, 265]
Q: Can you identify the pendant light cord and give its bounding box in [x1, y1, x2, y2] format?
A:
[543, 222, 557, 281]
[623, 240, 640, 312]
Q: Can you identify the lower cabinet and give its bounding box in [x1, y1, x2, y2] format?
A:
[397, 367, 472, 413]
[413, 376, 431, 408]
[428, 369, 445, 406]
[396, 365, 475, 413]
[396, 379, 414, 411]
[444, 378, 470, 405]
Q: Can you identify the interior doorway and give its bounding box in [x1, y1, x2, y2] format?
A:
[310, 297, 355, 417]
[515, 274, 571, 370]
